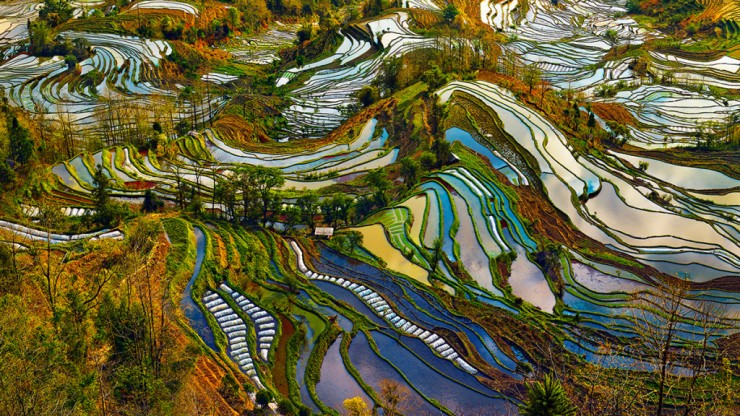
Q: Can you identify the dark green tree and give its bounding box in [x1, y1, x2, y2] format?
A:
[141, 189, 163, 213]
[519, 374, 577, 416]
[92, 164, 114, 226]
[215, 178, 237, 220]
[365, 0, 385, 17]
[253, 166, 285, 226]
[354, 195, 375, 219]
[365, 168, 391, 206]
[38, 0, 75, 27]
[29, 20, 52, 55]
[400, 156, 420, 188]
[283, 205, 302, 234]
[92, 164, 109, 211]
[431, 137, 452, 168]
[8, 116, 34, 165]
[0, 161, 15, 186]
[587, 111, 596, 132]
[255, 389, 273, 408]
[377, 56, 402, 94]
[64, 54, 77, 70]
[442, 4, 459, 22]
[296, 23, 313, 43]
[570, 101, 581, 129]
[321, 195, 353, 228]
[605, 121, 631, 146]
[297, 192, 319, 230]
[419, 151, 436, 171]
[277, 398, 297, 415]
[421, 65, 448, 91]
[189, 194, 203, 218]
[355, 85, 379, 107]
[346, 230, 363, 253]
[234, 166, 258, 223]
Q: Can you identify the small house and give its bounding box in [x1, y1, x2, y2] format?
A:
[314, 227, 334, 239]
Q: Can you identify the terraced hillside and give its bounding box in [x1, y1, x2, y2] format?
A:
[0, 0, 738, 415]
[697, 0, 740, 22]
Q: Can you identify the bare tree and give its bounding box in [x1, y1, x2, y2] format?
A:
[207, 163, 219, 216]
[57, 105, 76, 158]
[575, 342, 647, 416]
[682, 301, 732, 416]
[172, 164, 187, 210]
[31, 201, 68, 317]
[631, 280, 688, 416]
[0, 224, 29, 296]
[125, 220, 171, 377]
[31, 102, 54, 161]
[0, 296, 76, 416]
[132, 103, 150, 147]
[96, 94, 117, 147]
[378, 379, 422, 416]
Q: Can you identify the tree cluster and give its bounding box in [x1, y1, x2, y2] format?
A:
[1, 109, 35, 187]
[38, 0, 75, 27]
[29, 21, 91, 60]
[92, 164, 129, 226]
[0, 218, 197, 415]
[213, 165, 285, 226]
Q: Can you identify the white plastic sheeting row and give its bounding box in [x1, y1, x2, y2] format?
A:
[220, 283, 277, 362]
[0, 219, 123, 245]
[202, 290, 264, 389]
[290, 241, 479, 375]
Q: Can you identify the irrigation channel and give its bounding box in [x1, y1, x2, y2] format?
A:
[180, 226, 217, 351]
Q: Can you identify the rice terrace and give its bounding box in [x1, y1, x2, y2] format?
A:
[0, 0, 738, 414]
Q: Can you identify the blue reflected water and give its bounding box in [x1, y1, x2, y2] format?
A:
[312, 246, 523, 379]
[315, 335, 372, 410]
[349, 331, 441, 415]
[446, 127, 520, 184]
